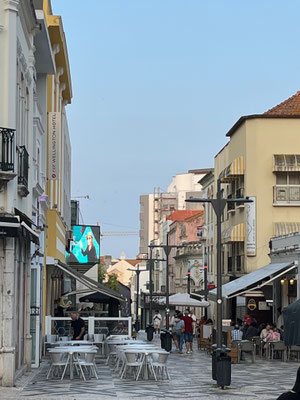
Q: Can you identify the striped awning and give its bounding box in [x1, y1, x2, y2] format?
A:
[219, 156, 245, 182]
[274, 222, 300, 237]
[222, 223, 245, 243]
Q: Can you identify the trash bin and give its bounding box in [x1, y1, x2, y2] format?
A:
[212, 345, 231, 384]
[160, 329, 172, 351]
[145, 324, 155, 341]
[216, 354, 231, 388]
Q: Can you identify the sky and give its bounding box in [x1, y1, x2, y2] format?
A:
[52, 0, 300, 259]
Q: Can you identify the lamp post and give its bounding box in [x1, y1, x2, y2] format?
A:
[149, 233, 181, 331]
[186, 178, 252, 387]
[127, 264, 147, 332]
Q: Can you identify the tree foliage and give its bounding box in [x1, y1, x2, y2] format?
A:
[97, 263, 119, 292]
[106, 273, 119, 291]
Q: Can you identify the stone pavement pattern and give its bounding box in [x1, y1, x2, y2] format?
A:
[0, 338, 298, 400]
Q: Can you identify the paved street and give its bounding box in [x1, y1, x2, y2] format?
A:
[0, 337, 298, 400]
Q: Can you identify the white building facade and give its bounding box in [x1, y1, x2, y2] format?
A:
[0, 0, 55, 385]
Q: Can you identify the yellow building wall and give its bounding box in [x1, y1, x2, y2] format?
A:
[214, 117, 300, 279]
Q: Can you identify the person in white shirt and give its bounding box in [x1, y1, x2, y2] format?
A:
[153, 310, 162, 334]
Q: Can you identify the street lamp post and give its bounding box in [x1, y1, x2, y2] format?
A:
[149, 233, 180, 331]
[186, 178, 252, 387]
[127, 264, 147, 332]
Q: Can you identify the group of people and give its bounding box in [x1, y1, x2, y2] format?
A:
[231, 314, 284, 348]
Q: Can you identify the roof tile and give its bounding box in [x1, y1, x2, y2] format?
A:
[166, 210, 200, 222]
[264, 91, 300, 116]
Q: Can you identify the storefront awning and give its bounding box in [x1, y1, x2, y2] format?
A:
[0, 216, 39, 244]
[219, 156, 245, 183]
[222, 223, 245, 243]
[274, 222, 300, 237]
[209, 262, 296, 301]
[50, 259, 124, 302]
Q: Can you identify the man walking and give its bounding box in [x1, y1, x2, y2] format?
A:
[182, 309, 194, 354]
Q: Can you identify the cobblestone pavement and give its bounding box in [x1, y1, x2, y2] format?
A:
[0, 337, 298, 400]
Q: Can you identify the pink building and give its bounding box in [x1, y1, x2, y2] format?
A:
[166, 210, 204, 293]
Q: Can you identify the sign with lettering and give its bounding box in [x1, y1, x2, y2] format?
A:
[246, 196, 256, 256]
[48, 112, 60, 180]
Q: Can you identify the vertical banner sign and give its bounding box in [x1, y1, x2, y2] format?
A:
[48, 112, 60, 180]
[246, 196, 256, 256]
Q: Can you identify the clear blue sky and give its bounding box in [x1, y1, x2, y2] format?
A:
[52, 0, 300, 258]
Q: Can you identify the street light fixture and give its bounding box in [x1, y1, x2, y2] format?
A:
[186, 178, 252, 387]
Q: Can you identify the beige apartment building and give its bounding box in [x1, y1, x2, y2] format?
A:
[211, 91, 300, 320]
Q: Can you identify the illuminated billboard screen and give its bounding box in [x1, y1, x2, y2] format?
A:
[66, 225, 100, 265]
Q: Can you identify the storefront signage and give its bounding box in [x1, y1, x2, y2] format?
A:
[247, 298, 257, 311]
[48, 112, 60, 180]
[258, 301, 270, 311]
[246, 196, 256, 256]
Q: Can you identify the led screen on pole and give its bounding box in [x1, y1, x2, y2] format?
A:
[66, 225, 100, 265]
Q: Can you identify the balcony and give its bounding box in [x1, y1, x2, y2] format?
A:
[17, 145, 29, 197]
[0, 127, 16, 182]
[273, 185, 300, 205]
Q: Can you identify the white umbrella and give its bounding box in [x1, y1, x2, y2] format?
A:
[158, 292, 209, 307]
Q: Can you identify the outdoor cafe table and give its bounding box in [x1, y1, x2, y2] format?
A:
[106, 339, 144, 345]
[48, 346, 97, 380]
[53, 340, 93, 346]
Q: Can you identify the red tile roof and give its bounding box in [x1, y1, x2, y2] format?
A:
[126, 259, 140, 266]
[166, 210, 200, 222]
[264, 91, 300, 116]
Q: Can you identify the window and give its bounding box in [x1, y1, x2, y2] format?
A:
[274, 155, 300, 168]
[228, 242, 244, 273]
[276, 172, 300, 185]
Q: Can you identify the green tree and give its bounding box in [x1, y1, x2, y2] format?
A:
[98, 263, 106, 284]
[106, 273, 119, 291]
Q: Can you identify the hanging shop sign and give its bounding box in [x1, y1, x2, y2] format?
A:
[247, 298, 257, 311]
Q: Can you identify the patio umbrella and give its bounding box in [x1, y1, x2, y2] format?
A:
[158, 292, 209, 307]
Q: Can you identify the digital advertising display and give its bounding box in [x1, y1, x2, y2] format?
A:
[66, 225, 100, 265]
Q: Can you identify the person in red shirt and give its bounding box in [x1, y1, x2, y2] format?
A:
[182, 309, 195, 354]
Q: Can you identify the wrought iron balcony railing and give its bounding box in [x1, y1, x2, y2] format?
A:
[0, 127, 15, 172]
[18, 145, 29, 188]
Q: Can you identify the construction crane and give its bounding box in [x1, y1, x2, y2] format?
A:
[101, 232, 138, 236]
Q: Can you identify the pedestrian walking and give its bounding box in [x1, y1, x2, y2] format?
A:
[153, 310, 162, 335]
[170, 310, 180, 350]
[182, 309, 194, 354]
[174, 312, 185, 354]
[276, 366, 300, 399]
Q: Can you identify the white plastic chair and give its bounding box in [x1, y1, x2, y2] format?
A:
[120, 352, 144, 380]
[106, 343, 117, 366]
[46, 352, 70, 380]
[76, 351, 98, 380]
[149, 352, 170, 380]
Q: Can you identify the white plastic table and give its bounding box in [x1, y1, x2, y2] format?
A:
[49, 346, 97, 380]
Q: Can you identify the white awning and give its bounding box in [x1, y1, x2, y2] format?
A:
[209, 262, 296, 301]
[158, 293, 209, 307]
[49, 259, 124, 302]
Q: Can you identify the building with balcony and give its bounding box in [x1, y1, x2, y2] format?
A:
[0, 0, 54, 386]
[212, 91, 300, 320]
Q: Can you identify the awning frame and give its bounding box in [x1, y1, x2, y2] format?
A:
[227, 264, 296, 299]
[52, 259, 124, 302]
[209, 261, 296, 301]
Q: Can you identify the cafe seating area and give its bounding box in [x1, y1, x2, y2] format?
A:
[44, 334, 171, 382]
[197, 326, 300, 364]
